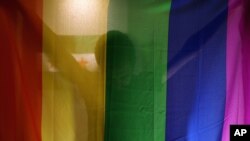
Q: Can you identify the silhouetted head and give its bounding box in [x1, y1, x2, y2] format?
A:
[95, 30, 135, 86]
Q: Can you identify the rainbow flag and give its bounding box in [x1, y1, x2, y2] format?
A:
[0, 0, 250, 141]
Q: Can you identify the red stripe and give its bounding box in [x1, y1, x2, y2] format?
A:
[0, 1, 42, 141]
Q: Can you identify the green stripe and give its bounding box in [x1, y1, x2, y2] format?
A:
[105, 1, 171, 140]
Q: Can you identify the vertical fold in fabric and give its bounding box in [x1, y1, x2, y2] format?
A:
[222, 0, 250, 140]
[240, 0, 250, 124]
[105, 0, 170, 141]
[41, 0, 109, 141]
[0, 0, 43, 141]
[167, 1, 227, 140]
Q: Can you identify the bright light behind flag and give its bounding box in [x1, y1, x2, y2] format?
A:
[43, 0, 108, 35]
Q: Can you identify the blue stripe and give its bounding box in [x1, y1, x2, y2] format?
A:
[167, 1, 227, 141]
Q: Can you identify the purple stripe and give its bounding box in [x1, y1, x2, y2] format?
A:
[222, 0, 250, 140]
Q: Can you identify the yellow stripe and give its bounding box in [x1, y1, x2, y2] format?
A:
[42, 0, 108, 141]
